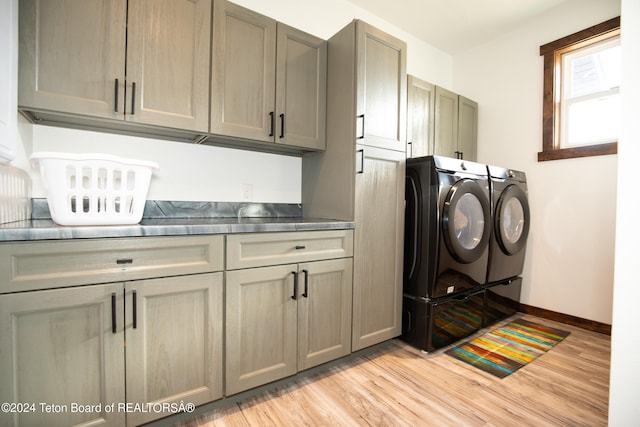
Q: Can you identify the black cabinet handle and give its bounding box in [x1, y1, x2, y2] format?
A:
[291, 271, 298, 300]
[357, 114, 365, 139]
[407, 141, 413, 158]
[116, 258, 133, 265]
[279, 113, 285, 139]
[269, 112, 275, 137]
[111, 292, 117, 334]
[114, 79, 119, 113]
[132, 290, 137, 329]
[130, 82, 136, 115]
[356, 149, 364, 174]
[295, 245, 306, 250]
[302, 269, 309, 298]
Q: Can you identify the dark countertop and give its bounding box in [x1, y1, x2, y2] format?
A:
[0, 217, 355, 242]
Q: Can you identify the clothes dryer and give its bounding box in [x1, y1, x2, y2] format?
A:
[486, 165, 530, 284]
[404, 155, 491, 300]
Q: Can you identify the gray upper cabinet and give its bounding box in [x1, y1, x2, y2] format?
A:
[19, 0, 127, 120]
[211, 0, 326, 150]
[276, 23, 327, 150]
[457, 95, 479, 162]
[433, 85, 478, 161]
[434, 85, 459, 159]
[356, 23, 407, 152]
[407, 75, 435, 158]
[124, 0, 211, 132]
[19, 0, 211, 133]
[211, 0, 276, 143]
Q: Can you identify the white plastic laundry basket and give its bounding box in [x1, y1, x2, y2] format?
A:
[30, 152, 159, 226]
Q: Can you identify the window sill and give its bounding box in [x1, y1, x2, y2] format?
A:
[537, 142, 617, 162]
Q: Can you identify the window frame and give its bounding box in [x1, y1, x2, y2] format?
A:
[538, 17, 620, 162]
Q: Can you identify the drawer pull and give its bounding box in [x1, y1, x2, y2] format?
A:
[302, 269, 309, 298]
[291, 271, 298, 300]
[114, 78, 119, 112]
[269, 111, 275, 137]
[295, 245, 306, 250]
[111, 293, 117, 334]
[132, 290, 138, 329]
[116, 258, 133, 265]
[279, 113, 285, 139]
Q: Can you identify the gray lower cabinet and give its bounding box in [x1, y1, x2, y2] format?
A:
[0, 283, 126, 427]
[225, 231, 353, 395]
[124, 274, 223, 427]
[18, 0, 211, 133]
[352, 145, 405, 351]
[211, 0, 327, 150]
[0, 236, 224, 427]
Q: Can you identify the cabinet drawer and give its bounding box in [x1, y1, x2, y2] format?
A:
[226, 230, 353, 270]
[0, 235, 224, 294]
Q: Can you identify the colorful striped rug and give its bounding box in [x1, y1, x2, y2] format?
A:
[445, 318, 570, 378]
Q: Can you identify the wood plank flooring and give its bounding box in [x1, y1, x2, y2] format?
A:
[172, 314, 610, 427]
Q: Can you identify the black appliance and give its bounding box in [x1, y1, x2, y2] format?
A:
[402, 156, 492, 351]
[486, 164, 530, 284]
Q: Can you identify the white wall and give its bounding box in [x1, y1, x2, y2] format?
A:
[18, 0, 452, 204]
[609, 0, 640, 424]
[453, 0, 620, 324]
[231, 0, 453, 88]
[0, 0, 17, 164]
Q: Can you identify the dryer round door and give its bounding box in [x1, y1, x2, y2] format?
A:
[495, 184, 530, 255]
[442, 179, 491, 264]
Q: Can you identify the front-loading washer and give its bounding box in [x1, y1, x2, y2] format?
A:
[402, 155, 491, 351]
[486, 164, 530, 284]
[404, 155, 491, 300]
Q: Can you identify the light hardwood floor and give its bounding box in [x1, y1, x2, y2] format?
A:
[172, 314, 610, 427]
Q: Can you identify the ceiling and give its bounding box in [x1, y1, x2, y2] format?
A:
[345, 0, 570, 54]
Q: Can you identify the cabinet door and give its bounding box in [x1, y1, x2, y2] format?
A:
[275, 23, 327, 150]
[297, 258, 352, 371]
[125, 273, 223, 426]
[211, 0, 276, 142]
[355, 22, 406, 152]
[0, 284, 125, 427]
[434, 86, 459, 158]
[458, 96, 478, 161]
[18, 0, 127, 118]
[407, 75, 435, 158]
[226, 265, 297, 395]
[126, 0, 211, 132]
[352, 145, 405, 351]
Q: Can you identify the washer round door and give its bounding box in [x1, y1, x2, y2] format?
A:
[495, 184, 530, 255]
[442, 179, 491, 263]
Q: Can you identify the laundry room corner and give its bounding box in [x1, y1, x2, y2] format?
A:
[452, 0, 619, 325]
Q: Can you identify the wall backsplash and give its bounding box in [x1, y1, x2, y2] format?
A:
[0, 164, 31, 224]
[31, 199, 302, 220]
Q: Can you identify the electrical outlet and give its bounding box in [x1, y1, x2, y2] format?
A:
[241, 183, 253, 201]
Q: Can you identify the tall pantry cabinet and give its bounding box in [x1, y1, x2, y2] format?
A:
[303, 20, 406, 351]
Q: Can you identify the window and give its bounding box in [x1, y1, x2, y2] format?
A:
[538, 17, 620, 162]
